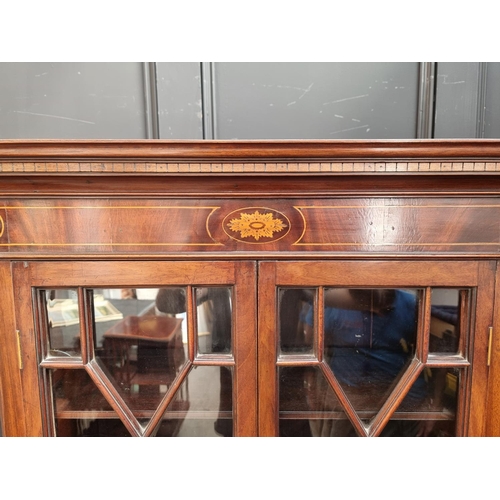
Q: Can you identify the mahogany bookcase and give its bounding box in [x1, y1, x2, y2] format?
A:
[1, 139, 500, 437]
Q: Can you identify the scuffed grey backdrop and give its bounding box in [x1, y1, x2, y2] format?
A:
[0, 62, 497, 140]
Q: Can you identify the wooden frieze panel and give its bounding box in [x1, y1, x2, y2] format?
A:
[1, 197, 500, 255]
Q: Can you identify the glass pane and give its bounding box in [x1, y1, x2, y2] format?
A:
[94, 288, 187, 428]
[196, 287, 232, 355]
[279, 288, 315, 355]
[46, 289, 81, 357]
[313, 288, 420, 421]
[388, 368, 460, 437]
[154, 366, 233, 437]
[50, 368, 133, 436]
[93, 288, 168, 350]
[279, 366, 358, 436]
[96, 322, 186, 422]
[430, 289, 464, 353]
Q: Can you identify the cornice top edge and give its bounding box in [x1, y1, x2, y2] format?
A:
[1, 139, 500, 161]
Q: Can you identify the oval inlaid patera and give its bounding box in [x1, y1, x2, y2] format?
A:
[0, 215, 4, 238]
[223, 207, 291, 244]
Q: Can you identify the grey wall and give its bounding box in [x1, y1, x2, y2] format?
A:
[0, 62, 149, 139]
[0, 62, 498, 140]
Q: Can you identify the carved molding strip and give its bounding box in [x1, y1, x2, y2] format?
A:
[1, 161, 500, 174]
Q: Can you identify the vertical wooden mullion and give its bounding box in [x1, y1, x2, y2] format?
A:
[316, 287, 324, 363]
[418, 287, 432, 364]
[78, 288, 90, 364]
[41, 368, 56, 437]
[258, 261, 278, 436]
[453, 288, 471, 437]
[458, 289, 470, 358]
[234, 261, 257, 436]
[186, 285, 196, 362]
[33, 289, 55, 437]
[35, 289, 49, 360]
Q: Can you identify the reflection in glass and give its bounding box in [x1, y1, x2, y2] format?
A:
[50, 368, 129, 436]
[430, 289, 463, 353]
[196, 287, 232, 355]
[93, 288, 186, 428]
[154, 366, 233, 437]
[92, 288, 163, 350]
[315, 288, 421, 420]
[96, 318, 185, 418]
[279, 366, 357, 436]
[390, 368, 459, 437]
[42, 289, 81, 356]
[279, 289, 315, 355]
[45, 289, 81, 357]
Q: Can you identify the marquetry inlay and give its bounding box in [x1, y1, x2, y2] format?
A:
[223, 208, 290, 244]
[226, 210, 287, 241]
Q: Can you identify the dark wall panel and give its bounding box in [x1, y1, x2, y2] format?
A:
[212, 62, 420, 139]
[0, 62, 148, 139]
[434, 62, 482, 139]
[156, 62, 203, 139]
[485, 63, 500, 138]
[0, 62, 496, 141]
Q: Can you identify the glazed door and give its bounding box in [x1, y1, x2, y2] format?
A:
[13, 260, 257, 437]
[258, 260, 495, 437]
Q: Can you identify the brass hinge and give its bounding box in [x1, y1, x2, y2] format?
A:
[16, 330, 23, 370]
[488, 326, 493, 367]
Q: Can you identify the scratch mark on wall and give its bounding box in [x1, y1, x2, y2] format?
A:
[12, 111, 95, 125]
[297, 83, 314, 100]
[258, 82, 314, 100]
[323, 94, 369, 105]
[440, 75, 466, 85]
[330, 125, 369, 135]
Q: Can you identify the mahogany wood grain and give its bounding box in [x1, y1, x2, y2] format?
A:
[3, 139, 500, 161]
[3, 197, 500, 257]
[486, 264, 500, 435]
[5, 175, 500, 200]
[0, 262, 27, 436]
[257, 261, 278, 436]
[464, 261, 495, 436]
[274, 261, 480, 287]
[232, 261, 258, 436]
[27, 261, 236, 287]
[10, 262, 44, 436]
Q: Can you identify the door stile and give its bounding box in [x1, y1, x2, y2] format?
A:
[468, 261, 496, 436]
[233, 260, 258, 436]
[11, 261, 44, 436]
[257, 261, 279, 436]
[485, 261, 500, 435]
[0, 261, 28, 436]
